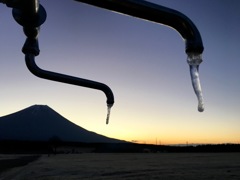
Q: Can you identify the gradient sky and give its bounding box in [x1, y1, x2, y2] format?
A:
[0, 0, 240, 145]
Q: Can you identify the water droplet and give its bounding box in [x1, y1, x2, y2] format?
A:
[187, 53, 204, 112]
[106, 104, 113, 124]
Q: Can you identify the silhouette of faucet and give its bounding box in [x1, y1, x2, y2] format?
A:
[0, 0, 115, 106]
[73, 0, 205, 111]
[74, 0, 204, 54]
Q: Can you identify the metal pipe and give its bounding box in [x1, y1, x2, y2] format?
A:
[25, 53, 115, 105]
[74, 0, 204, 54]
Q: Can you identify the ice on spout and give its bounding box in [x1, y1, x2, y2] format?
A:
[187, 53, 204, 112]
[106, 104, 113, 124]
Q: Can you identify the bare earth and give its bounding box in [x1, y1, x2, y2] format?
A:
[1, 153, 240, 180]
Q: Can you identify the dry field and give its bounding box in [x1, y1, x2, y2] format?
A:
[1, 153, 240, 179]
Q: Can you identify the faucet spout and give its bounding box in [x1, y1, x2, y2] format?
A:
[74, 0, 204, 54]
[25, 53, 115, 106]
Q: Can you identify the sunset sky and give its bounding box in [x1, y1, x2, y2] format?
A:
[0, 0, 240, 145]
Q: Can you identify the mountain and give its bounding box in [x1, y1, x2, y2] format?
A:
[0, 105, 122, 143]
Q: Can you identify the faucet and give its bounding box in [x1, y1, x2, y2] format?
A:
[0, 0, 114, 107]
[74, 0, 205, 111]
[74, 0, 204, 54]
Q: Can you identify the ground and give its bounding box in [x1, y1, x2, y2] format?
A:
[0, 153, 240, 179]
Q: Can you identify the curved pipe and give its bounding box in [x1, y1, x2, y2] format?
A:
[74, 0, 204, 54]
[25, 53, 114, 105]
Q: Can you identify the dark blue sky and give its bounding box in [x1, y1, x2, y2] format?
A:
[0, 0, 240, 144]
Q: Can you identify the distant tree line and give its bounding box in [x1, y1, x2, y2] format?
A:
[0, 140, 240, 154]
